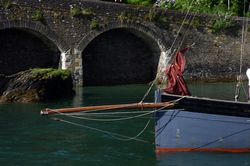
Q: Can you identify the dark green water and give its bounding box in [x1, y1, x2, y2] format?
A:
[1, 83, 250, 166]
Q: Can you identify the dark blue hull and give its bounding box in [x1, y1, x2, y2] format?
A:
[155, 91, 250, 153]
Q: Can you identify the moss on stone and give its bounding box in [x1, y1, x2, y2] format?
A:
[0, 68, 75, 103]
[30, 68, 72, 80]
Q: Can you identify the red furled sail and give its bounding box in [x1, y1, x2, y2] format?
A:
[164, 47, 191, 96]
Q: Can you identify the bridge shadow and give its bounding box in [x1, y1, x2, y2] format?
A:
[82, 28, 160, 86]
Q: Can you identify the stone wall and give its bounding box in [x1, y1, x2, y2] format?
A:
[0, 0, 249, 85]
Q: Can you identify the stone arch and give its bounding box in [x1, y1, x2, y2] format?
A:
[0, 20, 71, 75]
[0, 20, 69, 52]
[76, 22, 169, 53]
[75, 22, 170, 85]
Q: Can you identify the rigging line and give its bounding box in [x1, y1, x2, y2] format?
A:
[155, 110, 181, 138]
[177, 12, 198, 50]
[239, 0, 247, 76]
[51, 102, 174, 122]
[50, 97, 185, 122]
[139, 0, 196, 103]
[174, 114, 250, 125]
[190, 127, 250, 151]
[139, 79, 156, 103]
[235, 2, 249, 101]
[50, 117, 151, 143]
[169, 0, 195, 53]
[238, 78, 248, 99]
[155, 109, 178, 133]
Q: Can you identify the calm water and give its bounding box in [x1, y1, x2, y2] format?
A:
[1, 83, 250, 166]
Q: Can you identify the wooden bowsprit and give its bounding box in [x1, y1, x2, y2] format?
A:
[40, 102, 175, 116]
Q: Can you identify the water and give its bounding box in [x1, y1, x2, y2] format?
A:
[0, 83, 250, 166]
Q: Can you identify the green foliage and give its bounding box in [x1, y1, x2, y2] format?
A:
[90, 19, 99, 30]
[70, 7, 94, 18]
[165, 0, 249, 17]
[31, 10, 44, 22]
[212, 12, 234, 33]
[70, 7, 82, 17]
[31, 68, 72, 80]
[125, 0, 155, 6]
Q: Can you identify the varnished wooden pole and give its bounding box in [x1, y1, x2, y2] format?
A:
[40, 102, 175, 115]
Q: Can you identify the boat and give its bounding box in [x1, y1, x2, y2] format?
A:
[41, 46, 250, 153]
[155, 91, 250, 153]
[40, 2, 250, 154]
[154, 18, 250, 152]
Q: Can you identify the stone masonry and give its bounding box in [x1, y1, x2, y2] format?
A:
[0, 0, 249, 85]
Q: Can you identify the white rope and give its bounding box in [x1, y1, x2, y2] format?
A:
[48, 97, 185, 143]
[139, 80, 156, 103]
[49, 96, 185, 121]
[177, 12, 197, 51]
[51, 117, 151, 143]
[168, 0, 195, 58]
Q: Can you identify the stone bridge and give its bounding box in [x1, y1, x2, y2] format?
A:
[0, 0, 249, 85]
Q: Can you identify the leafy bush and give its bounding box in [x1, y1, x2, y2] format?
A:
[212, 12, 234, 33]
[165, 0, 249, 17]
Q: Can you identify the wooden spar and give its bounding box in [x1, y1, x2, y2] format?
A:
[40, 102, 175, 116]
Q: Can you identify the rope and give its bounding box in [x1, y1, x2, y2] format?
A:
[139, 80, 156, 103]
[191, 127, 250, 151]
[50, 117, 151, 143]
[51, 102, 175, 122]
[235, 2, 249, 101]
[48, 96, 185, 143]
[177, 12, 197, 51]
[155, 109, 181, 138]
[139, 0, 196, 103]
[169, 0, 195, 54]
[239, 1, 247, 76]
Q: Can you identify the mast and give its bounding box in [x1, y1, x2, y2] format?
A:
[247, 68, 250, 102]
[235, 1, 249, 101]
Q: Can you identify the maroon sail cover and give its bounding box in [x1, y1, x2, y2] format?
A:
[164, 47, 191, 96]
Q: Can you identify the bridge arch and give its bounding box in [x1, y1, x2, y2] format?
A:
[76, 22, 170, 85]
[0, 20, 70, 75]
